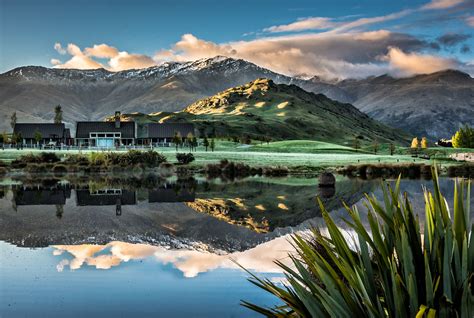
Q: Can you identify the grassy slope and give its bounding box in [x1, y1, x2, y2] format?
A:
[119, 79, 410, 145]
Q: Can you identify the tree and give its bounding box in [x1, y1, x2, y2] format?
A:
[192, 136, 198, 151]
[172, 132, 182, 151]
[411, 137, 419, 149]
[186, 132, 194, 151]
[1, 132, 8, 149]
[210, 138, 215, 152]
[389, 143, 396, 156]
[353, 137, 361, 152]
[54, 105, 63, 124]
[203, 136, 209, 152]
[372, 140, 379, 155]
[411, 137, 419, 155]
[34, 130, 42, 147]
[421, 137, 428, 149]
[10, 112, 17, 130]
[452, 125, 474, 148]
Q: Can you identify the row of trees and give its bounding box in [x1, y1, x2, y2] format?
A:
[452, 125, 474, 148]
[172, 132, 215, 152]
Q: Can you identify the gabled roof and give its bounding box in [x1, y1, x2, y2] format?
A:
[142, 123, 195, 138]
[76, 121, 135, 139]
[13, 123, 67, 139]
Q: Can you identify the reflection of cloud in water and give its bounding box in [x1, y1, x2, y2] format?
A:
[53, 236, 295, 278]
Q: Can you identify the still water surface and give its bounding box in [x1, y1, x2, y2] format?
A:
[0, 174, 471, 317]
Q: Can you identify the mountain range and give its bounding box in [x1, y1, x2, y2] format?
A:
[118, 78, 409, 144]
[0, 56, 472, 140]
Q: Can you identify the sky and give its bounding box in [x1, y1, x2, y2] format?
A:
[0, 0, 473, 79]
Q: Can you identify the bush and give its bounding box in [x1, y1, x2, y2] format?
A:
[104, 150, 166, 167]
[39, 152, 60, 163]
[63, 154, 89, 165]
[176, 153, 195, 165]
[11, 152, 60, 166]
[242, 168, 474, 317]
[89, 152, 106, 166]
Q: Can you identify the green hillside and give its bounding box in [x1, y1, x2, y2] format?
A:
[119, 78, 410, 145]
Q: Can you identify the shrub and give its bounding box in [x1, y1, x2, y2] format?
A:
[39, 152, 60, 163]
[63, 154, 89, 165]
[176, 153, 195, 165]
[104, 150, 166, 167]
[242, 168, 474, 317]
[11, 152, 60, 166]
[89, 152, 106, 166]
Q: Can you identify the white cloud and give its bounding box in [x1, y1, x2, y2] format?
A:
[52, 42, 156, 71]
[264, 17, 337, 33]
[52, 237, 295, 277]
[84, 44, 119, 58]
[153, 32, 429, 79]
[262, 9, 413, 34]
[422, 0, 465, 10]
[50, 58, 61, 66]
[384, 47, 459, 75]
[109, 52, 156, 71]
[54, 42, 66, 55]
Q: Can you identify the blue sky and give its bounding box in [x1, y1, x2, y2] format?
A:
[1, 0, 473, 78]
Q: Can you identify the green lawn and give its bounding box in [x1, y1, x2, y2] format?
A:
[0, 139, 433, 170]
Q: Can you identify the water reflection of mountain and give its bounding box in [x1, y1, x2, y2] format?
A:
[186, 177, 376, 233]
[0, 176, 381, 252]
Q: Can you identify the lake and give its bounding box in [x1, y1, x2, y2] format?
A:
[0, 173, 472, 317]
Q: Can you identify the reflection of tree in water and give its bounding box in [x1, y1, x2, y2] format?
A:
[55, 205, 64, 219]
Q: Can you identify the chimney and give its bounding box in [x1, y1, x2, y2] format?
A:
[115, 111, 121, 128]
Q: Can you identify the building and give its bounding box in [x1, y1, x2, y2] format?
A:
[13, 123, 72, 146]
[14, 185, 71, 206]
[13, 116, 195, 148]
[75, 119, 136, 148]
[137, 123, 195, 146]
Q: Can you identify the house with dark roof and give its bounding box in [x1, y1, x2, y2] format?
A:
[14, 185, 72, 206]
[137, 123, 195, 146]
[75, 118, 136, 148]
[13, 123, 72, 146]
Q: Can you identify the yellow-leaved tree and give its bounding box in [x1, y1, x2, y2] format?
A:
[421, 137, 428, 149]
[411, 137, 419, 149]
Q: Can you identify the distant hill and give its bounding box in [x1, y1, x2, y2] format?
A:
[335, 70, 474, 140]
[1, 57, 471, 140]
[0, 57, 348, 133]
[118, 79, 410, 145]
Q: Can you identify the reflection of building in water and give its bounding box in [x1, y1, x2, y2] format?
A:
[76, 189, 137, 216]
[148, 182, 196, 203]
[14, 185, 71, 206]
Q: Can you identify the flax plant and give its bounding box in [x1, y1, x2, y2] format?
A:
[242, 167, 473, 317]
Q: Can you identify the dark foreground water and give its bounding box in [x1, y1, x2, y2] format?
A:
[0, 174, 472, 317]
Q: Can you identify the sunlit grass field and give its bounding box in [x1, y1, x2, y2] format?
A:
[0, 139, 442, 169]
